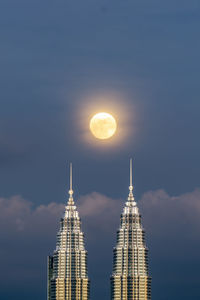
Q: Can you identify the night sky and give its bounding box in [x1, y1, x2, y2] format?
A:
[1, 0, 200, 299]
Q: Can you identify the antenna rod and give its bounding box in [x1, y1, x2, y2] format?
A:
[130, 158, 133, 187]
[70, 163, 72, 191]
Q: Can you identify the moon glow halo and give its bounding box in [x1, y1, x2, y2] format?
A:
[90, 112, 117, 140]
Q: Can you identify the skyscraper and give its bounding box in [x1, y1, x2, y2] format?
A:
[48, 164, 90, 300]
[111, 159, 151, 300]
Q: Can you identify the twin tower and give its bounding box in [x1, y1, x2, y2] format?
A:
[47, 160, 151, 300]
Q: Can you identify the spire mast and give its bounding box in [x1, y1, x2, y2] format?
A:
[130, 158, 133, 188]
[129, 158, 133, 195]
[68, 162, 74, 205]
[128, 158, 136, 206]
[70, 162, 73, 192]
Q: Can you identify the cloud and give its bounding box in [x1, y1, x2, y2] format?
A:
[0, 195, 32, 231]
[78, 192, 120, 216]
[0, 195, 64, 234]
[1, 188, 200, 240]
[140, 188, 200, 239]
[0, 192, 121, 235]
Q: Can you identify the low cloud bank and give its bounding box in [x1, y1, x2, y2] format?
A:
[1, 188, 200, 238]
[140, 188, 200, 239]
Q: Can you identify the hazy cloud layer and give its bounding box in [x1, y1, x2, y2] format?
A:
[0, 195, 64, 235]
[0, 192, 120, 235]
[1, 188, 200, 236]
[140, 188, 200, 237]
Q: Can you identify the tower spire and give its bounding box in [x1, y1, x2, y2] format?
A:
[130, 158, 133, 188]
[70, 162, 73, 192]
[127, 158, 137, 207]
[68, 163, 74, 205]
[128, 158, 134, 199]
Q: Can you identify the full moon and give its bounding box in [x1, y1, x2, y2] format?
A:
[90, 112, 117, 140]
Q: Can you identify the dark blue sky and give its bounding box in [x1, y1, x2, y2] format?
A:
[0, 0, 200, 299]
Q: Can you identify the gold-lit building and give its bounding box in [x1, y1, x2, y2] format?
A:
[111, 159, 151, 300]
[48, 164, 90, 300]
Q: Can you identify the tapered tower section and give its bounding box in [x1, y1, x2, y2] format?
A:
[48, 164, 90, 300]
[111, 159, 151, 300]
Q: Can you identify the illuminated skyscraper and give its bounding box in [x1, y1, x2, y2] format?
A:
[111, 159, 151, 300]
[48, 164, 90, 300]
